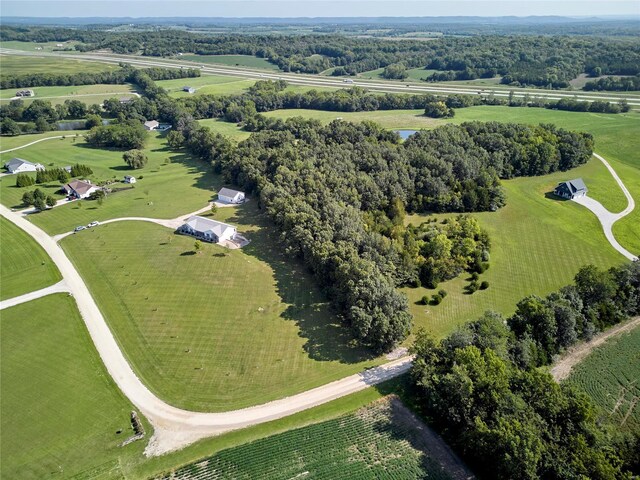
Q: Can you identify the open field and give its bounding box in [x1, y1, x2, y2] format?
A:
[179, 54, 279, 70]
[0, 294, 145, 480]
[0, 133, 220, 235]
[0, 40, 80, 53]
[0, 129, 82, 151]
[198, 118, 252, 141]
[0, 83, 137, 105]
[0, 54, 118, 76]
[0, 216, 61, 300]
[61, 213, 381, 412]
[156, 397, 459, 480]
[567, 326, 640, 433]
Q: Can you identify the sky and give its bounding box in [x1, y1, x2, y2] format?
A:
[1, 1, 639, 18]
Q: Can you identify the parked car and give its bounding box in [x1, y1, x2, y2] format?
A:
[74, 226, 86, 232]
[87, 221, 100, 228]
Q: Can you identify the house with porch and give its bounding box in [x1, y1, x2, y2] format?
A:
[554, 178, 588, 199]
[177, 216, 237, 244]
[4, 158, 44, 173]
[63, 179, 99, 199]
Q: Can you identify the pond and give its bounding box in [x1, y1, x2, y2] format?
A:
[395, 129, 418, 140]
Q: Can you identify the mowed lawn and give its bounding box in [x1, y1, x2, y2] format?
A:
[0, 54, 118, 76]
[61, 207, 380, 412]
[180, 54, 279, 70]
[567, 326, 640, 434]
[0, 133, 221, 235]
[0, 216, 61, 300]
[0, 294, 146, 480]
[0, 84, 137, 105]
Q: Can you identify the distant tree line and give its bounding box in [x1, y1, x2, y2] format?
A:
[411, 261, 640, 479]
[583, 74, 640, 92]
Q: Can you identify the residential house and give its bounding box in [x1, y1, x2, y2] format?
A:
[63, 179, 99, 199]
[217, 187, 245, 204]
[554, 178, 588, 199]
[119, 97, 133, 105]
[124, 175, 137, 184]
[144, 120, 160, 131]
[4, 158, 44, 174]
[15, 89, 34, 97]
[177, 216, 237, 243]
[183, 86, 196, 94]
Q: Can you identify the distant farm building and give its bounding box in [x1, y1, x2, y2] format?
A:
[183, 86, 196, 94]
[178, 216, 237, 243]
[15, 89, 34, 97]
[63, 179, 99, 199]
[124, 175, 137, 184]
[119, 97, 133, 104]
[217, 187, 245, 204]
[143, 120, 160, 131]
[554, 178, 588, 199]
[4, 158, 44, 174]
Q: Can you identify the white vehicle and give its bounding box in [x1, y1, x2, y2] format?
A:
[87, 221, 100, 228]
[74, 225, 86, 232]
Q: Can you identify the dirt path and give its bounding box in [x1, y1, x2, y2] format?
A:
[550, 316, 640, 382]
[0, 135, 68, 154]
[571, 153, 637, 261]
[0, 280, 69, 310]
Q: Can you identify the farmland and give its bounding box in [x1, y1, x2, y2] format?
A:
[566, 326, 640, 433]
[0, 294, 145, 480]
[0, 132, 220, 235]
[61, 214, 381, 412]
[0, 216, 61, 300]
[0, 54, 118, 76]
[156, 397, 463, 480]
[0, 83, 137, 105]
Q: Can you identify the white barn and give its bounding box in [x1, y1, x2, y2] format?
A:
[217, 187, 245, 204]
[4, 158, 44, 174]
[144, 120, 160, 131]
[178, 216, 237, 243]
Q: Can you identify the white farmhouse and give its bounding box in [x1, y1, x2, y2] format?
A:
[4, 158, 44, 174]
[63, 179, 99, 199]
[178, 216, 237, 243]
[217, 187, 245, 204]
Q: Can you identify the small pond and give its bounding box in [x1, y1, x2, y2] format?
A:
[395, 129, 418, 140]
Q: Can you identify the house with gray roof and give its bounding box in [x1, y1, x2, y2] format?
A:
[554, 178, 588, 199]
[4, 157, 44, 174]
[143, 120, 160, 131]
[178, 216, 237, 244]
[217, 187, 245, 204]
[63, 179, 99, 199]
[183, 86, 196, 94]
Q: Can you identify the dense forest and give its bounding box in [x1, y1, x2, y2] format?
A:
[411, 262, 640, 479]
[2, 26, 639, 88]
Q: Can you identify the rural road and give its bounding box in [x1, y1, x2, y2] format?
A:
[0, 279, 69, 310]
[0, 134, 69, 154]
[0, 202, 412, 457]
[2, 48, 640, 107]
[572, 153, 638, 261]
[550, 316, 640, 381]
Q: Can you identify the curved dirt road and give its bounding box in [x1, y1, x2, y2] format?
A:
[0, 135, 68, 154]
[550, 316, 640, 382]
[571, 153, 638, 261]
[0, 203, 412, 456]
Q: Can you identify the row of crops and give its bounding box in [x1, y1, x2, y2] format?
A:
[567, 327, 640, 433]
[158, 398, 454, 480]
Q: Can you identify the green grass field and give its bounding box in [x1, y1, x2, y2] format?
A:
[179, 54, 279, 70]
[0, 129, 82, 151]
[61, 212, 381, 412]
[0, 54, 118, 76]
[0, 40, 81, 53]
[156, 397, 455, 480]
[0, 216, 61, 300]
[567, 326, 640, 434]
[0, 133, 221, 235]
[0, 294, 145, 479]
[0, 84, 137, 105]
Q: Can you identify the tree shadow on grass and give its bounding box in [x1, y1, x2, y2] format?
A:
[227, 202, 376, 365]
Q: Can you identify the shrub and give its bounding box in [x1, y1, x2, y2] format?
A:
[421, 295, 429, 305]
[467, 281, 479, 294]
[45, 195, 57, 207]
[431, 294, 442, 305]
[471, 272, 480, 281]
[123, 149, 148, 169]
[480, 281, 490, 290]
[15, 173, 35, 187]
[438, 289, 448, 298]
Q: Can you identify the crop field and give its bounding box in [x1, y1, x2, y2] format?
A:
[0, 216, 61, 300]
[0, 54, 118, 76]
[0, 84, 137, 105]
[179, 54, 279, 70]
[0, 294, 145, 480]
[0, 40, 81, 53]
[0, 132, 220, 235]
[567, 326, 640, 433]
[61, 211, 380, 412]
[156, 397, 461, 480]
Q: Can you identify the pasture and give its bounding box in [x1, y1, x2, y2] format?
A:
[0, 84, 137, 105]
[0, 132, 220, 235]
[567, 326, 640, 433]
[0, 294, 145, 480]
[0, 216, 61, 300]
[179, 54, 279, 70]
[0, 54, 118, 76]
[0, 40, 80, 53]
[156, 397, 458, 480]
[61, 212, 381, 412]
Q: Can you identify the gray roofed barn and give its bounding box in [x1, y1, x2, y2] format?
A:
[554, 178, 588, 199]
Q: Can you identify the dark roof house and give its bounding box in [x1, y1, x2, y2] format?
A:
[554, 178, 588, 199]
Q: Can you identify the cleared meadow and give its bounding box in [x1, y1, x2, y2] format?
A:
[0, 54, 118, 76]
[179, 54, 279, 70]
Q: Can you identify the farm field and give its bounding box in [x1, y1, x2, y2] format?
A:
[156, 397, 461, 480]
[179, 54, 279, 70]
[0, 294, 145, 480]
[0, 83, 137, 105]
[0, 54, 118, 76]
[61, 213, 381, 412]
[567, 326, 640, 434]
[0, 129, 82, 151]
[0, 216, 61, 300]
[0, 40, 80, 53]
[0, 132, 220, 235]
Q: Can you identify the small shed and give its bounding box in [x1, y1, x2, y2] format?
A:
[124, 175, 137, 184]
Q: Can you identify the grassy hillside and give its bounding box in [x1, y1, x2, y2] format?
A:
[0, 54, 118, 76]
[0, 216, 61, 300]
[0, 294, 145, 479]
